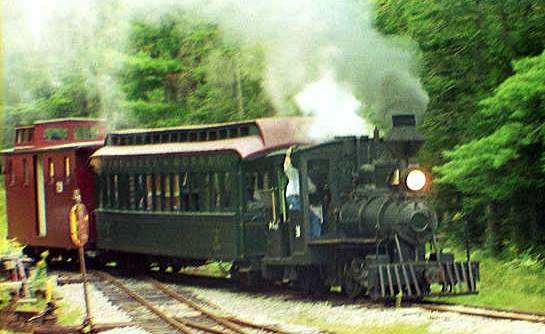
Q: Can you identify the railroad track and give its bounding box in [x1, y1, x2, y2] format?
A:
[56, 270, 545, 329]
[93, 271, 294, 334]
[417, 301, 545, 324]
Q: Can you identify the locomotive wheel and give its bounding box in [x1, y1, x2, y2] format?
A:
[342, 263, 363, 299]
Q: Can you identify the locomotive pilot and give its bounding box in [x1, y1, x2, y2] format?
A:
[69, 189, 89, 247]
[284, 147, 321, 238]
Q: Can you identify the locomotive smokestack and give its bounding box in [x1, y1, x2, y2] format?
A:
[384, 114, 424, 158]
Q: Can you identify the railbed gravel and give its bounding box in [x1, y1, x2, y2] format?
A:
[172, 284, 545, 334]
[56, 276, 545, 334]
[57, 282, 151, 334]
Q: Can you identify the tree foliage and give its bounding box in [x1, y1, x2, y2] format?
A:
[119, 14, 273, 128]
[375, 0, 545, 252]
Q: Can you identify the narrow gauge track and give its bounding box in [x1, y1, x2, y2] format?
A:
[416, 301, 545, 324]
[93, 271, 294, 334]
[55, 269, 545, 327]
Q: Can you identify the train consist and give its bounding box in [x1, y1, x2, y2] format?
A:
[2, 115, 479, 299]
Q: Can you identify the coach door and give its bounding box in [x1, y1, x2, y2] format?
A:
[35, 155, 47, 237]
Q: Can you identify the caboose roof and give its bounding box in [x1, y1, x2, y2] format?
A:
[1, 141, 104, 154]
[3, 117, 107, 154]
[92, 117, 313, 160]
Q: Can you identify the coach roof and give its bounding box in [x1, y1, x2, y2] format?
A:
[91, 117, 313, 160]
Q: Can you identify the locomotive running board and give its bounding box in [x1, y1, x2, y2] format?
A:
[369, 261, 480, 299]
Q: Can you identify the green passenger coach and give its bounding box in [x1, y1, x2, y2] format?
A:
[90, 117, 312, 271]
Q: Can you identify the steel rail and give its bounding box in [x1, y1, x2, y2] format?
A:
[149, 278, 250, 334]
[419, 303, 545, 324]
[94, 271, 196, 334]
[150, 278, 297, 334]
[223, 316, 295, 334]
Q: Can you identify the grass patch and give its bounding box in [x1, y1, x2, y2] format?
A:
[293, 313, 436, 334]
[181, 261, 231, 278]
[430, 249, 545, 313]
[56, 303, 82, 326]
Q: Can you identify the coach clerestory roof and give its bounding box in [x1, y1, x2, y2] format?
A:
[91, 117, 313, 160]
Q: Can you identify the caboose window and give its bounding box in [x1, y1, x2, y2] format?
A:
[26, 129, 34, 143]
[48, 158, 55, 181]
[64, 157, 71, 179]
[74, 127, 98, 140]
[44, 128, 68, 140]
[23, 159, 29, 186]
[15, 130, 22, 144]
[7, 160, 15, 186]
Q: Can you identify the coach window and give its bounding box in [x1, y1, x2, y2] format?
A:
[189, 172, 200, 211]
[127, 175, 135, 209]
[213, 173, 221, 210]
[146, 175, 153, 210]
[135, 175, 145, 210]
[223, 172, 232, 209]
[64, 157, 71, 181]
[23, 159, 29, 186]
[181, 172, 190, 211]
[172, 175, 180, 210]
[155, 173, 162, 211]
[48, 158, 55, 183]
[164, 175, 172, 211]
[113, 175, 119, 209]
[103, 174, 110, 208]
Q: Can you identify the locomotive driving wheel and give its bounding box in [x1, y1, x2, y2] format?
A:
[341, 259, 366, 299]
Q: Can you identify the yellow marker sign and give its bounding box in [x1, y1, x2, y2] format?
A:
[69, 189, 89, 247]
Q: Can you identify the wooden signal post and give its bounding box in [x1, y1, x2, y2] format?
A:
[69, 189, 93, 332]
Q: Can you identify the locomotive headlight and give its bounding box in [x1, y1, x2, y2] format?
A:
[406, 169, 427, 192]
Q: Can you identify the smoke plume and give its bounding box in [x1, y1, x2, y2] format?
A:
[4, 0, 428, 140]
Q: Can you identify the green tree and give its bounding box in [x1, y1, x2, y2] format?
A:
[120, 14, 273, 128]
[435, 50, 545, 251]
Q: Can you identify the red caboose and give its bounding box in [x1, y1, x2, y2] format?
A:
[2, 118, 105, 257]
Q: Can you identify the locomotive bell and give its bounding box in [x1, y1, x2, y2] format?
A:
[384, 114, 424, 159]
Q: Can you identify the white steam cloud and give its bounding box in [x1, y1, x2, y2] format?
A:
[295, 71, 371, 140]
[4, 0, 428, 140]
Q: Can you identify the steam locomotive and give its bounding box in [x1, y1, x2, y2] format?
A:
[2, 114, 479, 299]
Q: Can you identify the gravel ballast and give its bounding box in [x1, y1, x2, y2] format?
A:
[57, 276, 545, 334]
[57, 282, 151, 334]
[178, 285, 545, 334]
